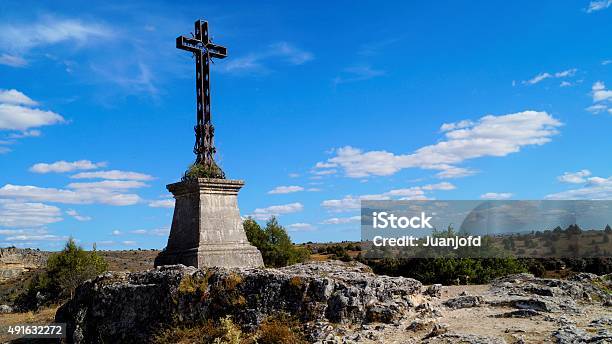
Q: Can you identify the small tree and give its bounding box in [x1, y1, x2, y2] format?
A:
[605, 224, 612, 234]
[17, 238, 108, 310]
[46, 238, 108, 298]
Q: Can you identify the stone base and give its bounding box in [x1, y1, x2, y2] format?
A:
[154, 178, 263, 268]
[154, 244, 264, 268]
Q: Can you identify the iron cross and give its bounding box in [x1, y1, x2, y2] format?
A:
[177, 20, 227, 169]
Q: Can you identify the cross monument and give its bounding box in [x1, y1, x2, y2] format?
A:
[155, 20, 264, 268]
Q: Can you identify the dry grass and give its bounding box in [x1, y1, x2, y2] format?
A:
[0, 306, 57, 342]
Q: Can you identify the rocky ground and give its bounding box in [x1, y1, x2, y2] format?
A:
[0, 257, 610, 343]
[48, 261, 611, 344]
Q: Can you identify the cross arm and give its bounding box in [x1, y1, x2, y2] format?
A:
[176, 36, 203, 53]
[206, 43, 227, 59]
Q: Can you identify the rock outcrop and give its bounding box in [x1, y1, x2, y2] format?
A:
[55, 260, 424, 343]
[0, 247, 48, 281]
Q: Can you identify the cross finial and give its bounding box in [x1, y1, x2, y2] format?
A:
[177, 20, 227, 178]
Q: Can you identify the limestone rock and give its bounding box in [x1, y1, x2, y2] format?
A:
[484, 273, 611, 313]
[443, 295, 483, 309]
[55, 260, 423, 343]
[424, 284, 442, 297]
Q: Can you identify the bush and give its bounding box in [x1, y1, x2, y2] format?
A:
[243, 217, 309, 268]
[363, 257, 527, 285]
[16, 238, 108, 310]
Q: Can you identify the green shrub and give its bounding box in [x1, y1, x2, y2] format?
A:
[243, 217, 309, 268]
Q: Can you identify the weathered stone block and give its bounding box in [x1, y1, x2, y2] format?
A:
[154, 178, 263, 268]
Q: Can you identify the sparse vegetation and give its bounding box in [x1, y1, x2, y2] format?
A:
[152, 315, 306, 344]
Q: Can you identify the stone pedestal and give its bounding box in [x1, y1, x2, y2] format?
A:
[154, 178, 263, 268]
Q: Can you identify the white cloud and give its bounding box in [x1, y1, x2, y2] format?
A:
[322, 182, 456, 212]
[0, 199, 62, 227]
[287, 223, 316, 232]
[112, 230, 121, 236]
[90, 62, 159, 97]
[250, 202, 304, 220]
[0, 184, 142, 206]
[312, 169, 337, 176]
[480, 192, 513, 200]
[332, 65, 385, 86]
[558, 169, 592, 184]
[30, 160, 106, 173]
[587, 0, 612, 12]
[0, 89, 37, 106]
[0, 17, 112, 54]
[148, 198, 175, 208]
[523, 69, 577, 85]
[440, 120, 473, 132]
[268, 185, 304, 194]
[0, 54, 27, 67]
[435, 167, 476, 179]
[603, 60, 612, 66]
[9, 130, 41, 138]
[321, 195, 371, 212]
[315, 162, 337, 168]
[321, 215, 361, 225]
[121, 240, 137, 246]
[128, 228, 169, 236]
[0, 89, 65, 132]
[317, 111, 561, 179]
[5, 234, 66, 242]
[70, 170, 153, 181]
[288, 173, 300, 178]
[66, 209, 91, 221]
[67, 180, 147, 190]
[421, 182, 456, 191]
[586, 104, 608, 114]
[222, 42, 312, 74]
[560, 81, 572, 87]
[592, 81, 612, 102]
[546, 175, 612, 200]
[586, 82, 612, 115]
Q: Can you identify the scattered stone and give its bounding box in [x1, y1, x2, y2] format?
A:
[423, 323, 449, 339]
[425, 284, 442, 297]
[423, 332, 507, 344]
[493, 309, 541, 318]
[443, 295, 483, 309]
[590, 316, 612, 327]
[0, 304, 12, 313]
[406, 318, 437, 332]
[553, 324, 591, 344]
[416, 302, 443, 317]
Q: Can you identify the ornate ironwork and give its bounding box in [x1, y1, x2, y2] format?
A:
[177, 20, 227, 178]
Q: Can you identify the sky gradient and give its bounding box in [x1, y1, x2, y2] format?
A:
[1, 0, 612, 250]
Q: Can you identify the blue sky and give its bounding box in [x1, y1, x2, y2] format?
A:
[1, 0, 612, 250]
